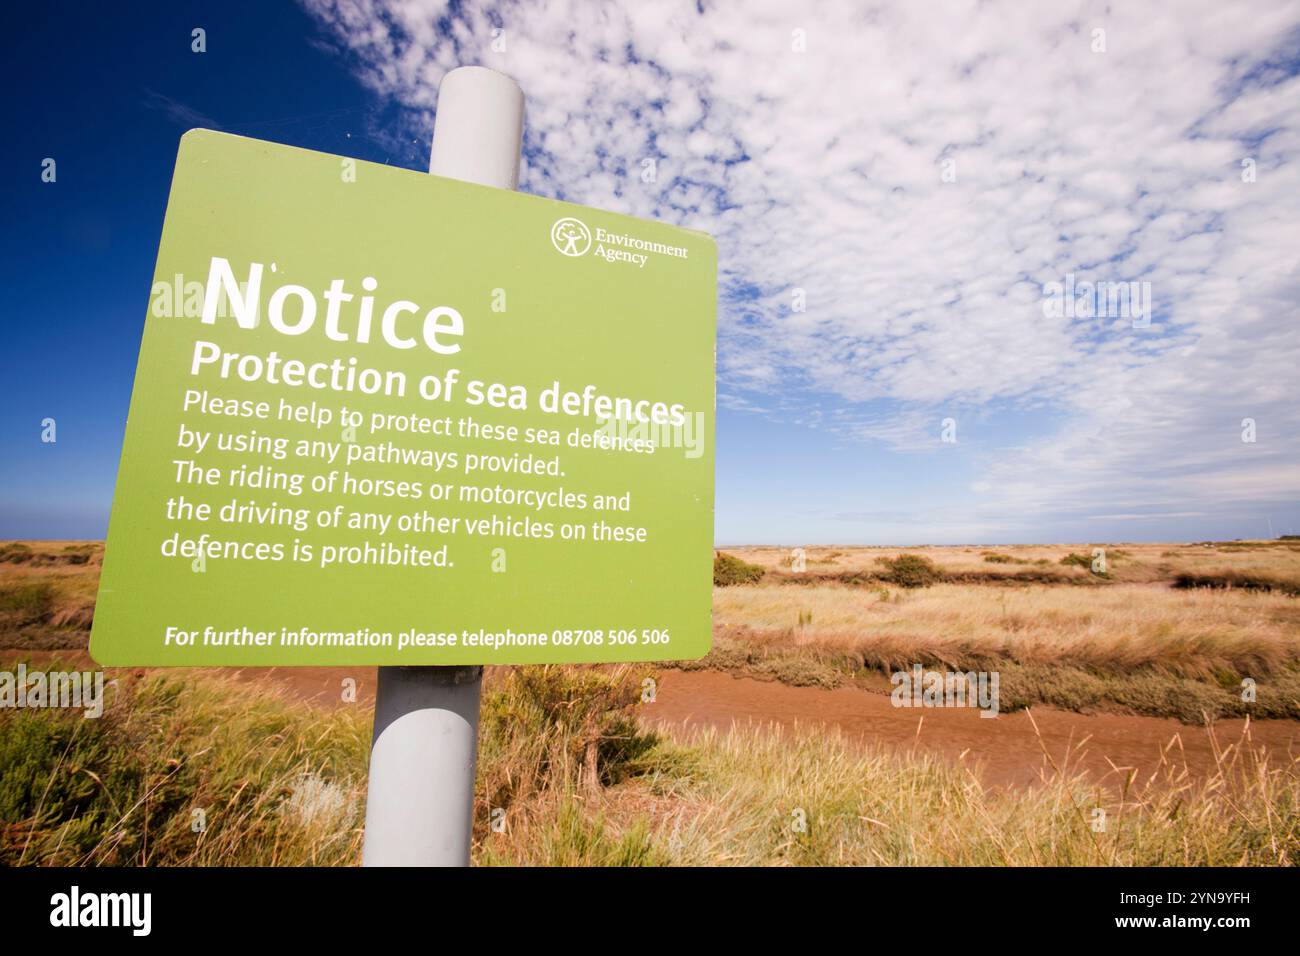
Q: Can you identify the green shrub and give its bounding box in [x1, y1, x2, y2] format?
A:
[875, 554, 943, 588]
[713, 552, 765, 586]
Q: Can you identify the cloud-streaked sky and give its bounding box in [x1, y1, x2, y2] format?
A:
[3, 1, 1297, 544]
[299, 0, 1300, 544]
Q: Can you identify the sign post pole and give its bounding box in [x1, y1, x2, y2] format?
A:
[360, 66, 525, 867]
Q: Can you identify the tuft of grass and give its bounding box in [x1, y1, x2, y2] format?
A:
[0, 663, 369, 866]
[0, 584, 54, 627]
[0, 580, 95, 650]
[0, 546, 106, 649]
[477, 796, 667, 866]
[476, 666, 657, 824]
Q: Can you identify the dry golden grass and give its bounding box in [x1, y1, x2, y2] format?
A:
[483, 716, 1300, 866]
[0, 664, 367, 867]
[4, 540, 1299, 719]
[3, 657, 1297, 867]
[0, 542, 102, 648]
[697, 542, 1300, 719]
[713, 582, 1300, 679]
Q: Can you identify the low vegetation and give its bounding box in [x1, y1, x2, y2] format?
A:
[875, 553, 943, 588]
[1174, 571, 1300, 597]
[730, 539, 1300, 587]
[713, 551, 765, 586]
[0, 543, 100, 649]
[478, 665, 655, 808]
[0, 542, 100, 567]
[1, 539, 1297, 734]
[0, 665, 367, 866]
[2, 662, 1295, 866]
[707, 582, 1300, 720]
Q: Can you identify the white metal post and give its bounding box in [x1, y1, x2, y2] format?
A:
[361, 66, 525, 867]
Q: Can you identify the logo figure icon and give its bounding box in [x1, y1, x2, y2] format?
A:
[551, 217, 592, 257]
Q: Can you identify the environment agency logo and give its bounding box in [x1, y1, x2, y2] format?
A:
[551, 217, 592, 256]
[549, 215, 692, 270]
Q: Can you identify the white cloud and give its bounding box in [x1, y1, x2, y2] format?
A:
[302, 0, 1300, 532]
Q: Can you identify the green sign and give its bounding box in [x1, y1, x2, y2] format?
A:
[90, 130, 715, 666]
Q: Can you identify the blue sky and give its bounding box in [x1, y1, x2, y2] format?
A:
[3, 1, 1299, 544]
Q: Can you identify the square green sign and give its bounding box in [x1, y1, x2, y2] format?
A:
[90, 130, 716, 666]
